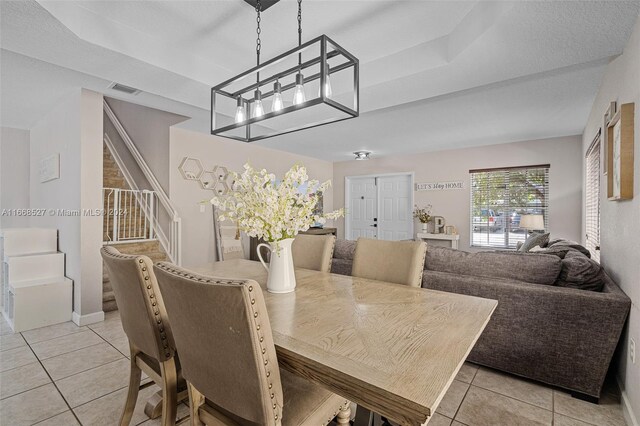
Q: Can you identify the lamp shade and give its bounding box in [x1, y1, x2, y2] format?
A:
[520, 214, 544, 231]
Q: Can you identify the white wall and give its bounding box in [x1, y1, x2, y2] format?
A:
[169, 127, 334, 267]
[333, 135, 583, 249]
[0, 127, 30, 228]
[29, 88, 104, 324]
[582, 16, 640, 424]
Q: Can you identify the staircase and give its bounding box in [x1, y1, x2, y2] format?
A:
[102, 144, 168, 312]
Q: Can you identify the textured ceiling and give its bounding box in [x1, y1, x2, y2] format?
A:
[1, 0, 639, 161]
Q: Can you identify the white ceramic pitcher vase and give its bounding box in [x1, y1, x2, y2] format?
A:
[256, 238, 297, 293]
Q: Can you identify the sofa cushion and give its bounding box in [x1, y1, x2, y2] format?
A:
[333, 239, 356, 260]
[557, 251, 605, 292]
[519, 233, 550, 252]
[425, 246, 561, 285]
[330, 259, 352, 276]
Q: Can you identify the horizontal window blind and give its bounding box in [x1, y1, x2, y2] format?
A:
[585, 136, 601, 262]
[470, 165, 550, 249]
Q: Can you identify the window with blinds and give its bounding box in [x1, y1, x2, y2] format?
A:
[585, 135, 601, 262]
[470, 165, 550, 249]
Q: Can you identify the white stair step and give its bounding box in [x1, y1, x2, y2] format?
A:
[9, 276, 69, 290]
[0, 228, 57, 257]
[4, 277, 73, 332]
[5, 252, 65, 283]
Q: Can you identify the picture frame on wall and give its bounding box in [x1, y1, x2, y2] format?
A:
[603, 101, 616, 175]
[606, 103, 634, 201]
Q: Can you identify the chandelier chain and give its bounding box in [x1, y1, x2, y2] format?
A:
[255, 0, 261, 83]
[256, 0, 261, 65]
[297, 0, 302, 47]
[297, 0, 302, 67]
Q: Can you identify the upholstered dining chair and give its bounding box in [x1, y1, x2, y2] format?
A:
[153, 262, 352, 426]
[351, 238, 427, 287]
[291, 234, 336, 272]
[100, 246, 187, 426]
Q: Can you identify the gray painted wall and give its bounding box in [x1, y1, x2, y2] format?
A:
[0, 127, 30, 228]
[29, 88, 104, 323]
[582, 15, 640, 423]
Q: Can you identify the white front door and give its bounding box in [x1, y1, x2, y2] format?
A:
[346, 174, 413, 241]
[378, 175, 412, 240]
[347, 177, 377, 240]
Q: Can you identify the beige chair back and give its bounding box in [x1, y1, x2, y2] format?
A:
[100, 246, 175, 361]
[352, 238, 427, 287]
[154, 262, 284, 426]
[292, 234, 336, 272]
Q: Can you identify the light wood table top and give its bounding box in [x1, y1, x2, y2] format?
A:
[191, 259, 497, 426]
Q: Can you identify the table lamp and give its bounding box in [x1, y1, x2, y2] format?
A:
[520, 214, 544, 234]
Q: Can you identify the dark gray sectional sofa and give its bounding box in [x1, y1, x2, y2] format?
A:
[330, 240, 631, 401]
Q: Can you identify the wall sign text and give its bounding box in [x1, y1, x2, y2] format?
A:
[415, 181, 464, 191]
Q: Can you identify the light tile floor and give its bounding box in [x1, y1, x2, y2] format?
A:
[0, 312, 627, 426]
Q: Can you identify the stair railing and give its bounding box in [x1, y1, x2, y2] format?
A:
[103, 100, 182, 265]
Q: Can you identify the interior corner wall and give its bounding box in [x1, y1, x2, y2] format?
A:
[29, 88, 104, 323]
[332, 135, 583, 250]
[0, 127, 30, 228]
[105, 97, 189, 194]
[581, 15, 640, 424]
[169, 127, 334, 268]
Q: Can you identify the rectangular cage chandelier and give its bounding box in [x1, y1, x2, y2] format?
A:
[211, 1, 359, 142]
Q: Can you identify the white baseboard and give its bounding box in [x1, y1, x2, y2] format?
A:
[618, 377, 639, 426]
[72, 310, 104, 326]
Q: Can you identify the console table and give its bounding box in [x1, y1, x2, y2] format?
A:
[417, 232, 460, 249]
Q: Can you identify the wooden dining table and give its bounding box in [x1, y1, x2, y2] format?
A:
[190, 259, 497, 426]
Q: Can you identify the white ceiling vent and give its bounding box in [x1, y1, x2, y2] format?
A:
[109, 82, 141, 95]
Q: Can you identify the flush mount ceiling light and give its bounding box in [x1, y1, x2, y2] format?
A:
[354, 151, 371, 160]
[211, 0, 359, 142]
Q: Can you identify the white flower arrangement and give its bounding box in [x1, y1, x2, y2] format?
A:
[211, 164, 344, 243]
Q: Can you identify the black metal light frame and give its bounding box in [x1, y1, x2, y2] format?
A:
[211, 34, 359, 142]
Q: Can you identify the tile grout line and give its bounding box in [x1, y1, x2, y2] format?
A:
[450, 380, 473, 422]
[29, 330, 103, 361]
[22, 327, 88, 346]
[21, 330, 84, 426]
[469, 381, 553, 412]
[0, 344, 39, 374]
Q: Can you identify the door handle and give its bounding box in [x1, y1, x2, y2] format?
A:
[370, 224, 377, 227]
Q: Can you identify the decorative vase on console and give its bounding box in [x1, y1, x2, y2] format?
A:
[211, 164, 343, 294]
[413, 204, 433, 234]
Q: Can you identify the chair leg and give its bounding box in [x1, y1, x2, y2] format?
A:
[120, 351, 143, 426]
[159, 358, 178, 426]
[187, 382, 205, 426]
[337, 403, 351, 425]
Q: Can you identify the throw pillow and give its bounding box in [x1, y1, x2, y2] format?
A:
[519, 232, 550, 252]
[557, 251, 605, 291]
[547, 239, 591, 258]
[535, 245, 585, 259]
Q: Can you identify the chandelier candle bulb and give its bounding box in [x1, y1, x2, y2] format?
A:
[234, 97, 246, 123]
[271, 81, 284, 112]
[319, 69, 332, 98]
[293, 73, 306, 105]
[253, 90, 264, 118]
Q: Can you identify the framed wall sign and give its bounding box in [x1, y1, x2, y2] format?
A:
[603, 101, 616, 175]
[606, 103, 634, 200]
[415, 181, 464, 191]
[39, 154, 60, 183]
